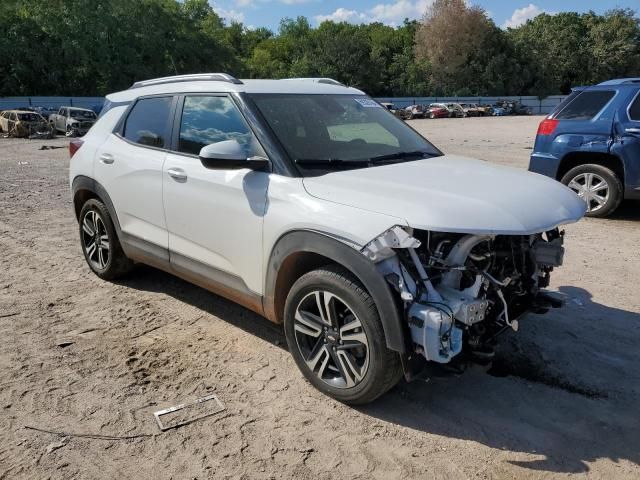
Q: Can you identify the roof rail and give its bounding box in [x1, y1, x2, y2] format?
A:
[597, 78, 640, 86]
[282, 77, 346, 87]
[129, 73, 243, 89]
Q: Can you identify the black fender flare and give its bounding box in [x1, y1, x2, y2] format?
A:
[264, 230, 406, 353]
[71, 175, 123, 236]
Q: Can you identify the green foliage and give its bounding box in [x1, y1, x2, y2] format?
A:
[0, 0, 638, 97]
[506, 8, 640, 95]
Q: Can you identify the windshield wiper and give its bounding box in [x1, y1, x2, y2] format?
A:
[295, 151, 431, 169]
[294, 158, 365, 167]
[367, 150, 430, 164]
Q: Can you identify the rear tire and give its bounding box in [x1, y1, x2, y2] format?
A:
[284, 265, 402, 405]
[561, 164, 623, 218]
[79, 199, 133, 280]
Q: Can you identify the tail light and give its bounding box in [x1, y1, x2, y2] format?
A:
[69, 138, 84, 158]
[537, 118, 559, 136]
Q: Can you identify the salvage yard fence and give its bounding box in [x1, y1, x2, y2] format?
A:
[0, 95, 567, 115]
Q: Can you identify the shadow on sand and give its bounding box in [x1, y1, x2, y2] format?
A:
[118, 265, 640, 475]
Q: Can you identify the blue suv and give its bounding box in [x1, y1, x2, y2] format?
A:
[529, 78, 640, 217]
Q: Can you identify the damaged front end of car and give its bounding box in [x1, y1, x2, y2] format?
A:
[362, 226, 565, 378]
[66, 119, 95, 137]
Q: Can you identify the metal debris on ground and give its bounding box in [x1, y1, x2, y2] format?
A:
[24, 425, 153, 441]
[153, 394, 226, 431]
[39, 145, 66, 150]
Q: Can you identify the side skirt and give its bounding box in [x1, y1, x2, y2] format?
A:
[121, 233, 265, 317]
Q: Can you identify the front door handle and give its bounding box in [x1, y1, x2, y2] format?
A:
[99, 153, 114, 164]
[625, 127, 640, 135]
[167, 167, 187, 182]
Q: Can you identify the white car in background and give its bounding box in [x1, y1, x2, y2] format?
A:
[69, 73, 585, 404]
[49, 106, 97, 137]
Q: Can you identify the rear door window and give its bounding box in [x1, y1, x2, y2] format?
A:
[555, 90, 615, 120]
[628, 92, 640, 121]
[123, 97, 172, 148]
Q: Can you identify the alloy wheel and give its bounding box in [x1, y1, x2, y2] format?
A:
[81, 209, 110, 270]
[567, 172, 610, 213]
[293, 290, 370, 389]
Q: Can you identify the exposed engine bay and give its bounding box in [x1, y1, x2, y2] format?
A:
[362, 226, 565, 369]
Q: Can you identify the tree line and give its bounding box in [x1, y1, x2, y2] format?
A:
[1, 0, 638, 98]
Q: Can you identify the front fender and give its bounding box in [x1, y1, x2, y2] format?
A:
[264, 230, 406, 353]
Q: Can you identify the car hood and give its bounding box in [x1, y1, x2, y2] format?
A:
[302, 155, 586, 235]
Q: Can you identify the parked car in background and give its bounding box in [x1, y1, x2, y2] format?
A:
[70, 73, 584, 404]
[404, 104, 425, 120]
[0, 109, 53, 138]
[381, 102, 410, 120]
[510, 101, 533, 115]
[445, 103, 465, 118]
[495, 100, 532, 116]
[426, 103, 450, 119]
[49, 106, 98, 137]
[476, 104, 493, 116]
[491, 106, 507, 116]
[459, 103, 480, 117]
[529, 78, 640, 217]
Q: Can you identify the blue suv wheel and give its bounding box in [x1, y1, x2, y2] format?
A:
[560, 164, 623, 217]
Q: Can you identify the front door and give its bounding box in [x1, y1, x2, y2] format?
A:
[163, 94, 269, 295]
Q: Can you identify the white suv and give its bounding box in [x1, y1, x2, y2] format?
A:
[70, 73, 585, 404]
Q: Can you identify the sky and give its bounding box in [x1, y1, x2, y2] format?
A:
[209, 0, 637, 30]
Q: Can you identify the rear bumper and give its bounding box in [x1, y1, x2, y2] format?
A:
[528, 153, 560, 179]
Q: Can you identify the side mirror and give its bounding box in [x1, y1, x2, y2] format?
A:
[199, 140, 270, 171]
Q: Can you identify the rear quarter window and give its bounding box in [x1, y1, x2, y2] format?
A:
[555, 90, 615, 120]
[628, 91, 640, 121]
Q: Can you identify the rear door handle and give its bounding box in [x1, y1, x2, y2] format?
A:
[167, 167, 187, 182]
[99, 153, 114, 164]
[625, 127, 640, 135]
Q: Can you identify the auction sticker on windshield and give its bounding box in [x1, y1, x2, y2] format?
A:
[355, 98, 382, 108]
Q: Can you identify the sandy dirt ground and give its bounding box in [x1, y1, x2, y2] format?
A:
[1, 116, 639, 479]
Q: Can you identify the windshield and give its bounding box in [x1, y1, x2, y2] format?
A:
[249, 94, 441, 174]
[70, 109, 96, 119]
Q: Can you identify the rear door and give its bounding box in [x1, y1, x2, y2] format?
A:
[612, 88, 640, 196]
[94, 95, 175, 252]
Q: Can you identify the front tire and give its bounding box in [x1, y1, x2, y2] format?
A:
[561, 164, 623, 218]
[79, 199, 133, 280]
[284, 265, 402, 405]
